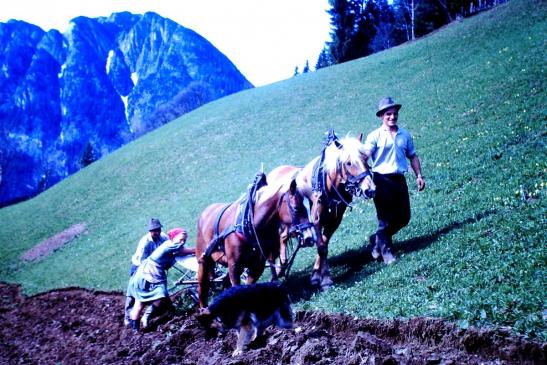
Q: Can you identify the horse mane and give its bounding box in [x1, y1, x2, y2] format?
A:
[322, 135, 366, 174]
[255, 168, 302, 206]
[255, 175, 287, 206]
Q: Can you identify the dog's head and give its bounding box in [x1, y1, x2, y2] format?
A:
[196, 307, 213, 327]
[196, 307, 229, 333]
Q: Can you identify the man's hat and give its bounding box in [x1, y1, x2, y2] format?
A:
[376, 96, 402, 117]
[148, 218, 163, 231]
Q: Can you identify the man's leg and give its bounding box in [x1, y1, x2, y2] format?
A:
[376, 221, 396, 264]
[386, 176, 411, 237]
[128, 301, 144, 331]
[140, 304, 156, 329]
[124, 296, 135, 326]
[372, 174, 400, 264]
[141, 298, 175, 329]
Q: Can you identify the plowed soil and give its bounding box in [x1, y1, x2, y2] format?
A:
[0, 283, 544, 365]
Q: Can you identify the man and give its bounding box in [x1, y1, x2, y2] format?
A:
[129, 218, 169, 275]
[124, 218, 169, 325]
[363, 97, 425, 264]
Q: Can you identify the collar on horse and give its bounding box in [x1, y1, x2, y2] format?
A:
[312, 129, 354, 212]
[311, 129, 373, 212]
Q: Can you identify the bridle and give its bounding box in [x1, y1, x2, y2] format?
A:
[344, 168, 374, 198]
[280, 189, 314, 241]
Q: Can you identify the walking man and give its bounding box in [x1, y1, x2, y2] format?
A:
[363, 97, 425, 264]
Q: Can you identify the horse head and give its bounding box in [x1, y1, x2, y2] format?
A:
[284, 178, 317, 247]
[324, 134, 376, 199]
[257, 175, 317, 248]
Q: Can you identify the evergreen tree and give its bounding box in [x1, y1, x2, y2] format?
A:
[316, 47, 333, 69]
[80, 142, 96, 168]
[327, 0, 361, 64]
[302, 60, 310, 73]
[369, 0, 402, 53]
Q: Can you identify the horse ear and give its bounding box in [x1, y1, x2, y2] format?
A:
[289, 179, 297, 194]
[357, 132, 363, 142]
[334, 139, 343, 150]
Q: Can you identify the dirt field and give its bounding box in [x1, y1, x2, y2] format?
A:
[0, 283, 544, 365]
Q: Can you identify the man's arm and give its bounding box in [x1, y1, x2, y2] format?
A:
[410, 155, 425, 191]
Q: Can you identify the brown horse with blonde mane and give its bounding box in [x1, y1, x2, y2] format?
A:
[195, 172, 316, 308]
[267, 130, 376, 290]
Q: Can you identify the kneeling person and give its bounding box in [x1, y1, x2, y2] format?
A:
[197, 282, 293, 356]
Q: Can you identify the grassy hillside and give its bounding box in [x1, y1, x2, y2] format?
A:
[1, 0, 545, 339]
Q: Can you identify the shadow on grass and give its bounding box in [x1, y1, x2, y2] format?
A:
[286, 208, 498, 303]
[397, 208, 497, 255]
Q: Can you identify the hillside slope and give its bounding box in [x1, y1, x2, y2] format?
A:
[0, 0, 544, 338]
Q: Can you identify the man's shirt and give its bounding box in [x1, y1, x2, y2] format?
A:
[363, 125, 416, 175]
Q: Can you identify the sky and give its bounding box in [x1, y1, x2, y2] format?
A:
[0, 0, 332, 86]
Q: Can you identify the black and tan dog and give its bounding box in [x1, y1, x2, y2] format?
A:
[197, 282, 293, 356]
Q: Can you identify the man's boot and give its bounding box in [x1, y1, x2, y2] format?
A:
[141, 304, 157, 330]
[124, 296, 134, 326]
[381, 236, 396, 265]
[128, 318, 139, 331]
[369, 234, 380, 259]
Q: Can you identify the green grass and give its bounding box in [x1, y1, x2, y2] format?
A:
[0, 0, 545, 339]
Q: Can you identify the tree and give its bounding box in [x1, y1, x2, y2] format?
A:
[394, 0, 419, 40]
[327, 0, 381, 64]
[327, 0, 361, 64]
[80, 141, 96, 168]
[316, 47, 333, 69]
[302, 61, 310, 73]
[369, 0, 403, 53]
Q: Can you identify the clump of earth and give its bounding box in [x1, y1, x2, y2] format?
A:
[0, 283, 544, 364]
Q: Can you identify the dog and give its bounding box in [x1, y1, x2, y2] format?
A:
[196, 282, 293, 356]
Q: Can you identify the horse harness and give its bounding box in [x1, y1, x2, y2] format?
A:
[311, 132, 372, 214]
[203, 172, 266, 262]
[203, 172, 311, 264]
[280, 187, 314, 238]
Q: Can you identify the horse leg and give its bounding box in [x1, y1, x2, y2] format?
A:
[314, 233, 333, 290]
[316, 215, 345, 290]
[275, 226, 289, 278]
[197, 259, 212, 308]
[310, 224, 324, 286]
[269, 256, 279, 282]
[228, 260, 243, 286]
[246, 260, 266, 285]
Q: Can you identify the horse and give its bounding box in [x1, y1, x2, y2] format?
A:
[195, 172, 316, 308]
[267, 130, 376, 290]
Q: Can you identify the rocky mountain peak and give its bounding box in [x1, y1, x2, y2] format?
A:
[0, 12, 253, 207]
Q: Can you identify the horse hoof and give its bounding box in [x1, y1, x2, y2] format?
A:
[382, 251, 396, 265]
[369, 234, 380, 259]
[320, 277, 334, 290]
[310, 271, 321, 286]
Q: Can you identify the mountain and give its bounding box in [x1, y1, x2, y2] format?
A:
[0, 12, 253, 206]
